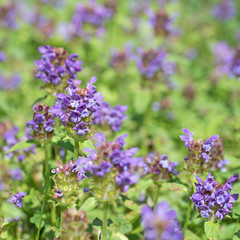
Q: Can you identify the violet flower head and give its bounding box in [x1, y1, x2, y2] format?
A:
[70, 0, 113, 41]
[212, 0, 236, 22]
[136, 48, 175, 82]
[190, 173, 239, 221]
[141, 201, 183, 240]
[179, 128, 193, 148]
[78, 133, 139, 197]
[0, 51, 7, 62]
[9, 192, 27, 208]
[140, 153, 178, 180]
[26, 103, 55, 141]
[0, 73, 21, 91]
[93, 101, 128, 131]
[9, 168, 23, 181]
[35, 45, 82, 92]
[0, 3, 18, 29]
[53, 77, 103, 139]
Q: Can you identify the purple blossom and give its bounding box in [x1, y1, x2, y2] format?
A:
[136, 48, 175, 82]
[70, 0, 113, 41]
[35, 46, 82, 89]
[0, 73, 21, 90]
[0, 51, 7, 62]
[9, 168, 23, 181]
[141, 201, 183, 240]
[9, 192, 27, 208]
[212, 0, 236, 22]
[190, 173, 238, 221]
[0, 3, 18, 29]
[78, 133, 139, 193]
[53, 77, 103, 138]
[179, 128, 193, 148]
[26, 103, 55, 141]
[93, 101, 128, 131]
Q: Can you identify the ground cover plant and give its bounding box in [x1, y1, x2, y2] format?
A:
[1, 0, 240, 239]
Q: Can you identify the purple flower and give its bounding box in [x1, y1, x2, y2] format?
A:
[190, 173, 239, 221]
[9, 192, 27, 208]
[0, 51, 7, 62]
[79, 133, 139, 194]
[26, 103, 55, 141]
[179, 128, 193, 148]
[0, 3, 18, 29]
[93, 101, 128, 131]
[53, 77, 103, 138]
[141, 201, 183, 240]
[0, 73, 21, 90]
[70, 1, 113, 41]
[35, 46, 82, 91]
[212, 0, 236, 22]
[136, 48, 175, 82]
[9, 168, 23, 181]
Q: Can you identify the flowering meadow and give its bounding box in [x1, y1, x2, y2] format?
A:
[1, 0, 240, 239]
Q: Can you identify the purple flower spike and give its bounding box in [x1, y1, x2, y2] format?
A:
[9, 192, 27, 208]
[141, 201, 183, 240]
[179, 128, 193, 148]
[190, 173, 239, 221]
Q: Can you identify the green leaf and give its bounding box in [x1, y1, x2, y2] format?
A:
[80, 197, 97, 212]
[124, 200, 140, 211]
[204, 221, 220, 239]
[109, 232, 128, 240]
[50, 226, 62, 238]
[80, 139, 95, 155]
[185, 230, 202, 240]
[161, 182, 188, 193]
[52, 140, 74, 153]
[6, 139, 37, 153]
[133, 91, 152, 114]
[30, 213, 45, 228]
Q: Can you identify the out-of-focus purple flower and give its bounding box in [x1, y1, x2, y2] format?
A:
[35, 45, 82, 92]
[191, 173, 238, 221]
[78, 133, 139, 197]
[141, 201, 183, 240]
[136, 48, 175, 82]
[212, 0, 236, 22]
[9, 168, 23, 181]
[0, 177, 5, 191]
[0, 3, 18, 29]
[0, 51, 7, 62]
[70, 0, 113, 41]
[93, 101, 128, 131]
[8, 192, 27, 208]
[26, 103, 55, 141]
[53, 77, 103, 139]
[0, 73, 21, 90]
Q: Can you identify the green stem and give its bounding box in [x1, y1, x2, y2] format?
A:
[102, 202, 109, 240]
[74, 140, 79, 160]
[183, 199, 192, 233]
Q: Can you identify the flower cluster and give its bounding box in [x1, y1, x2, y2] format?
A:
[140, 153, 178, 181]
[2, 126, 35, 161]
[93, 101, 128, 132]
[212, 0, 236, 22]
[8, 168, 23, 181]
[26, 103, 55, 141]
[150, 9, 175, 37]
[51, 160, 85, 207]
[136, 48, 175, 82]
[77, 133, 139, 200]
[52, 77, 103, 139]
[0, 73, 21, 91]
[8, 192, 27, 222]
[141, 201, 183, 240]
[70, 0, 113, 41]
[190, 173, 238, 221]
[61, 209, 93, 240]
[0, 51, 7, 62]
[180, 128, 228, 174]
[0, 3, 18, 29]
[35, 45, 82, 92]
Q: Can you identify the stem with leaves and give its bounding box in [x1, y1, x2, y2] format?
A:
[74, 139, 79, 160]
